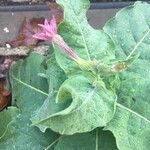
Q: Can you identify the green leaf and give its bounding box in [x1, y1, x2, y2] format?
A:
[0, 114, 59, 150]
[0, 53, 59, 150]
[0, 107, 19, 139]
[9, 53, 49, 113]
[31, 2, 117, 134]
[103, 2, 150, 150]
[31, 54, 71, 132]
[55, 128, 118, 150]
[54, 0, 116, 75]
[103, 1, 150, 60]
[106, 59, 150, 150]
[105, 105, 150, 150]
[31, 75, 117, 135]
[46, 54, 67, 92]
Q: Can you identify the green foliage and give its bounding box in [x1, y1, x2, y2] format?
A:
[55, 129, 118, 150]
[103, 2, 150, 149]
[0, 54, 59, 149]
[54, 0, 116, 76]
[0, 0, 150, 149]
[32, 74, 117, 135]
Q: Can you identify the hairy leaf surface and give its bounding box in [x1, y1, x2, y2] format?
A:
[54, 0, 116, 75]
[55, 128, 118, 150]
[103, 2, 150, 150]
[32, 74, 116, 135]
[0, 107, 19, 139]
[0, 53, 59, 150]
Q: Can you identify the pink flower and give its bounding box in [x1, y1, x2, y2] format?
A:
[33, 16, 57, 41]
[33, 16, 79, 60]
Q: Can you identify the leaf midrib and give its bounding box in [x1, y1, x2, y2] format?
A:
[44, 137, 60, 150]
[126, 29, 150, 59]
[73, 86, 97, 112]
[116, 103, 150, 123]
[13, 76, 150, 124]
[12, 76, 48, 96]
[95, 128, 99, 150]
[69, 2, 91, 61]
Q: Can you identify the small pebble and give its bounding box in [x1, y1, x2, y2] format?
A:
[6, 44, 11, 49]
[3, 27, 9, 33]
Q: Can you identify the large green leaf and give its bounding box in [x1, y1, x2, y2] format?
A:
[54, 0, 116, 75]
[103, 2, 150, 150]
[30, 0, 117, 136]
[32, 74, 117, 135]
[0, 53, 59, 150]
[31, 54, 71, 132]
[55, 128, 118, 150]
[10, 53, 49, 114]
[0, 115, 59, 150]
[103, 1, 150, 60]
[105, 60, 150, 150]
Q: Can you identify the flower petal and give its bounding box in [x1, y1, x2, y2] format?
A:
[44, 19, 49, 26]
[50, 16, 57, 33]
[33, 33, 48, 40]
[38, 24, 50, 32]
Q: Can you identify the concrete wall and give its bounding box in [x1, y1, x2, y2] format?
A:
[0, 8, 119, 44]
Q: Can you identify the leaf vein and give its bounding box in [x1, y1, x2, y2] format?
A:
[70, 2, 91, 60]
[44, 137, 60, 150]
[116, 103, 150, 123]
[12, 77, 48, 96]
[126, 29, 150, 59]
[95, 128, 98, 150]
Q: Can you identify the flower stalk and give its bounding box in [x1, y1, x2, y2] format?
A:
[33, 16, 79, 61]
[33, 16, 94, 71]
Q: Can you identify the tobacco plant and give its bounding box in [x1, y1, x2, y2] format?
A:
[0, 0, 150, 150]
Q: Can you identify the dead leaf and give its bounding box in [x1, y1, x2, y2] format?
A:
[10, 17, 45, 48]
[0, 80, 11, 111]
[46, 1, 64, 24]
[0, 58, 15, 78]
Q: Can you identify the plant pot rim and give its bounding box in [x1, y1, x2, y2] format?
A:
[0, 1, 149, 12]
